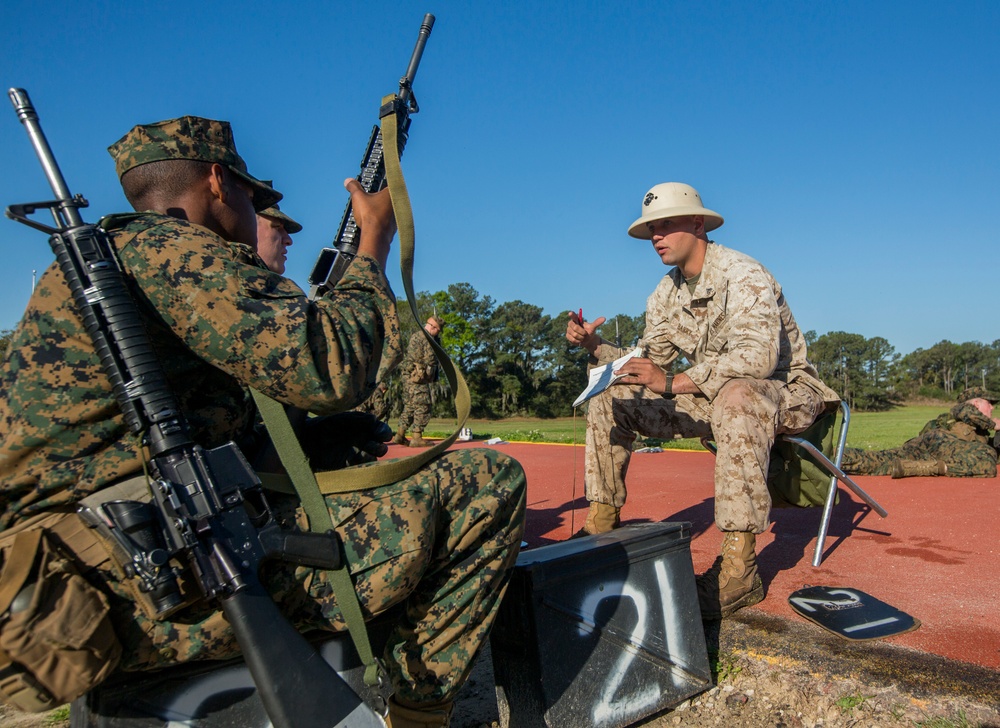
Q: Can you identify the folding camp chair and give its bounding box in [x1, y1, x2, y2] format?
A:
[700, 401, 887, 566]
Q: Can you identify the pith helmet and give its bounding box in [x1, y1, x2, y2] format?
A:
[958, 386, 998, 403]
[108, 116, 281, 212]
[257, 180, 303, 234]
[627, 182, 724, 239]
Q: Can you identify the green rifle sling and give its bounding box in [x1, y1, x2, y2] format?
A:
[251, 93, 472, 686]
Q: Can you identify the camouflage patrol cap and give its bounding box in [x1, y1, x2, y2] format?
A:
[108, 116, 281, 212]
[257, 180, 302, 234]
[958, 386, 999, 403]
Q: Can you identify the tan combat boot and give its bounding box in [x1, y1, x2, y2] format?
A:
[392, 427, 409, 446]
[408, 431, 430, 447]
[571, 501, 621, 538]
[385, 697, 453, 727]
[696, 531, 764, 620]
[891, 459, 947, 478]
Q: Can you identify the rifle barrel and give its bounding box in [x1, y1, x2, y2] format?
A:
[399, 14, 435, 106]
[8, 88, 83, 227]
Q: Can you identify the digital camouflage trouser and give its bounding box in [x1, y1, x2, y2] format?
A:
[398, 381, 432, 433]
[585, 378, 828, 533]
[841, 432, 998, 478]
[74, 448, 526, 706]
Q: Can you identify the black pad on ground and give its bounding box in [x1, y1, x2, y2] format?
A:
[788, 585, 920, 641]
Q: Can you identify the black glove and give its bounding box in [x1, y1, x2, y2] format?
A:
[299, 412, 393, 471]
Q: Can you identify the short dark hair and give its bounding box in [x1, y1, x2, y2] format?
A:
[120, 159, 213, 211]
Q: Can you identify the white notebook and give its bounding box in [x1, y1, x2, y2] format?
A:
[572, 347, 643, 408]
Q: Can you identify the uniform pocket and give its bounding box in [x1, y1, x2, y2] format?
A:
[0, 528, 121, 712]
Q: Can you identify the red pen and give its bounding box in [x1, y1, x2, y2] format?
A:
[578, 308, 584, 325]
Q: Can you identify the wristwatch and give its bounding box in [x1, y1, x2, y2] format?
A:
[662, 372, 674, 398]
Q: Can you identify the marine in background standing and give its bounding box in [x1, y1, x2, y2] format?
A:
[394, 316, 444, 448]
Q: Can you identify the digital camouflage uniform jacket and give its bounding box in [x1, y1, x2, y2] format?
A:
[592, 242, 839, 405]
[0, 213, 528, 705]
[0, 212, 401, 529]
[920, 402, 996, 444]
[404, 331, 438, 384]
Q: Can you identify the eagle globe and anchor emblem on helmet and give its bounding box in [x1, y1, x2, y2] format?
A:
[628, 183, 725, 240]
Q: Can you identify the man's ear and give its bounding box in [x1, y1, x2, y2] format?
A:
[693, 215, 705, 234]
[207, 163, 228, 202]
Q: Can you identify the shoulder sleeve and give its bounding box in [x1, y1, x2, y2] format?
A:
[951, 403, 994, 432]
[586, 339, 632, 371]
[404, 331, 423, 362]
[119, 220, 399, 414]
[418, 334, 437, 368]
[641, 276, 681, 369]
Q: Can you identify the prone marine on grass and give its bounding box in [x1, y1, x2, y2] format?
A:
[565, 182, 840, 620]
[0, 115, 526, 727]
[841, 386, 999, 478]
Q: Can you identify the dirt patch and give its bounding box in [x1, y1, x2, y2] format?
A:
[5, 611, 998, 727]
[0, 704, 68, 727]
[451, 611, 1000, 728]
[634, 650, 999, 728]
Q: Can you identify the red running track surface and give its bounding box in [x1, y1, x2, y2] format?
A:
[388, 440, 999, 671]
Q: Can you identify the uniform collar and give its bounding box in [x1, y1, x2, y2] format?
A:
[672, 240, 718, 303]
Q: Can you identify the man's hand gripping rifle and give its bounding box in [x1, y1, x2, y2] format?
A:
[308, 13, 434, 299]
[6, 89, 383, 728]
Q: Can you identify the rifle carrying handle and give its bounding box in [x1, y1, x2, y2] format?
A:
[307, 13, 435, 299]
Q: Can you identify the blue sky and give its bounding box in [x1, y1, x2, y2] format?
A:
[2, 0, 997, 355]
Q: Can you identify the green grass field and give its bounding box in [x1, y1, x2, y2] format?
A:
[422, 404, 952, 451]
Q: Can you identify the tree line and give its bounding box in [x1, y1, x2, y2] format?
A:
[805, 332, 1000, 411]
[395, 284, 999, 418]
[2, 284, 995, 417]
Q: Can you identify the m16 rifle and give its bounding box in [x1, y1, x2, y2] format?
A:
[308, 13, 434, 299]
[6, 89, 383, 728]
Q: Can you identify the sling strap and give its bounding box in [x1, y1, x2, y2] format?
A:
[259, 93, 471, 494]
[250, 93, 471, 685]
[250, 389, 380, 687]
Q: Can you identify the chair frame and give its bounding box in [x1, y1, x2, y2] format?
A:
[700, 401, 888, 567]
